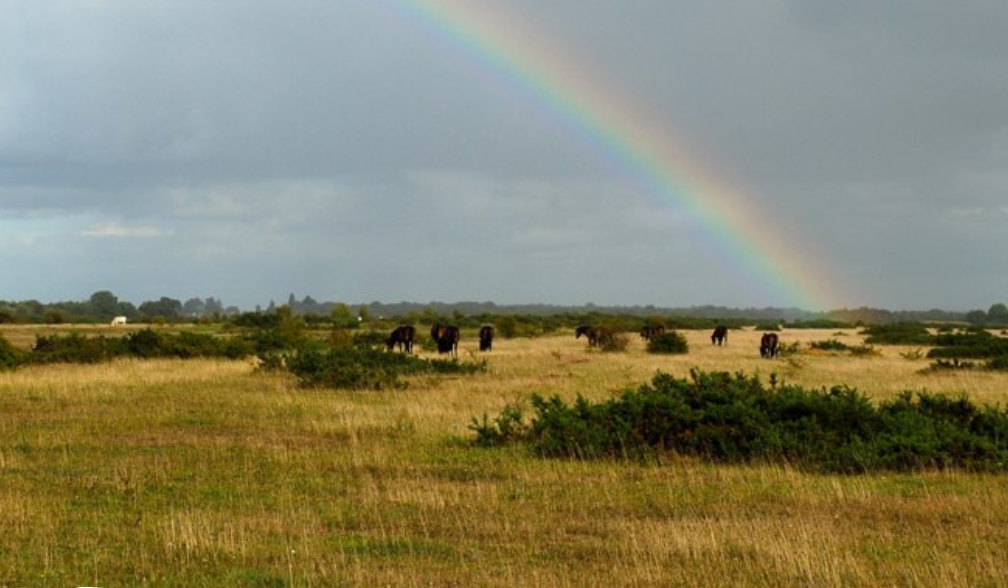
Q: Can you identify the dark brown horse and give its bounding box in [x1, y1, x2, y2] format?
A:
[437, 325, 460, 357]
[479, 325, 495, 352]
[711, 325, 728, 346]
[386, 324, 416, 353]
[760, 332, 779, 358]
[430, 323, 446, 343]
[576, 325, 613, 347]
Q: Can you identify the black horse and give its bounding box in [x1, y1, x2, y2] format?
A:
[479, 325, 495, 352]
[640, 325, 666, 341]
[386, 324, 416, 353]
[430, 323, 446, 343]
[576, 325, 612, 347]
[760, 332, 779, 358]
[437, 325, 460, 357]
[711, 325, 728, 346]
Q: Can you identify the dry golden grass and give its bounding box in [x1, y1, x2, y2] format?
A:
[1, 326, 1007, 586]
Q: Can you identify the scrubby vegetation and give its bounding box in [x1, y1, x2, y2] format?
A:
[862, 322, 936, 345]
[0, 334, 24, 369]
[472, 370, 1008, 473]
[646, 331, 689, 354]
[282, 343, 485, 390]
[808, 339, 879, 357]
[927, 330, 1008, 361]
[16, 329, 252, 365]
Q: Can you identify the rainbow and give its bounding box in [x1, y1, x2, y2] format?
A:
[371, 0, 839, 310]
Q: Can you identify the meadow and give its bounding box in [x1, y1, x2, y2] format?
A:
[1, 325, 1007, 587]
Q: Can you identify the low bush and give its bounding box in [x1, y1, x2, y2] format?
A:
[927, 331, 1008, 360]
[0, 334, 24, 369]
[283, 344, 486, 390]
[600, 333, 631, 353]
[32, 333, 115, 364]
[646, 331, 689, 355]
[27, 329, 252, 364]
[810, 339, 849, 352]
[862, 323, 935, 345]
[810, 339, 879, 357]
[472, 370, 1008, 473]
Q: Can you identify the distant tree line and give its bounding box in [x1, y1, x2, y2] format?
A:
[0, 290, 1006, 327]
[0, 291, 241, 324]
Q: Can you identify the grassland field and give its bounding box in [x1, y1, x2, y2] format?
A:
[1, 324, 1007, 587]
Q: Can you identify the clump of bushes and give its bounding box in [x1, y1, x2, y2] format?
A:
[472, 370, 1008, 473]
[24, 329, 252, 365]
[809, 339, 879, 357]
[599, 333, 631, 353]
[924, 331, 1008, 371]
[862, 323, 935, 345]
[282, 344, 486, 390]
[646, 331, 689, 355]
[809, 339, 849, 352]
[0, 335, 25, 369]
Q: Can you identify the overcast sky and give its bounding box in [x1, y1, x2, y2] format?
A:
[2, 1, 1006, 312]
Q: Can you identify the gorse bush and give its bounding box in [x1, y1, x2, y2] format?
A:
[862, 323, 935, 345]
[923, 331, 1008, 371]
[0, 334, 24, 369]
[646, 331, 689, 355]
[32, 333, 116, 364]
[810, 339, 849, 352]
[472, 370, 1008, 473]
[927, 331, 1008, 360]
[283, 344, 486, 390]
[27, 329, 252, 365]
[809, 339, 879, 357]
[600, 333, 631, 353]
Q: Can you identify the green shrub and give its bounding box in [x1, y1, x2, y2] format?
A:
[927, 331, 1008, 360]
[646, 331, 689, 354]
[862, 323, 935, 345]
[282, 344, 485, 390]
[27, 329, 252, 364]
[987, 356, 1008, 371]
[600, 333, 631, 353]
[473, 370, 1008, 473]
[810, 339, 849, 352]
[811, 339, 879, 357]
[32, 333, 115, 364]
[470, 404, 528, 448]
[0, 334, 24, 369]
[351, 330, 388, 349]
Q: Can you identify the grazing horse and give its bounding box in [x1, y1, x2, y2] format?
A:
[478, 325, 495, 352]
[110, 316, 127, 326]
[577, 325, 613, 348]
[711, 325, 728, 346]
[760, 332, 779, 358]
[592, 326, 614, 347]
[437, 325, 460, 357]
[640, 325, 666, 341]
[386, 325, 416, 353]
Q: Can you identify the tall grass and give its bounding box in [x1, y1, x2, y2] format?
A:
[1, 327, 1007, 586]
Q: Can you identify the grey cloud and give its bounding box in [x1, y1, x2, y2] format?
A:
[2, 1, 1007, 309]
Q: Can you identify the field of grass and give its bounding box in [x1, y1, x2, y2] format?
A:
[2, 325, 1008, 586]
